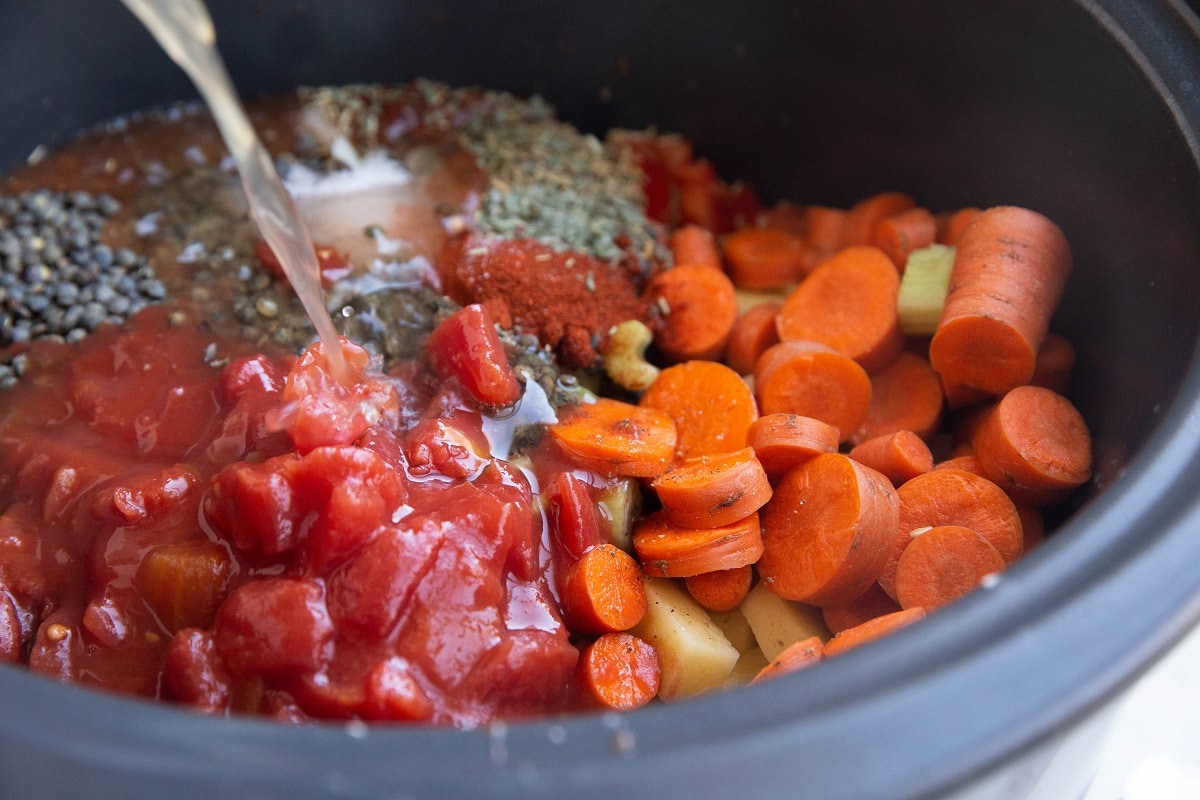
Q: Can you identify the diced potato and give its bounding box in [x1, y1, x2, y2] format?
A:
[632, 578, 739, 701]
[740, 581, 830, 661]
[708, 607, 756, 654]
[596, 478, 641, 553]
[725, 646, 770, 688]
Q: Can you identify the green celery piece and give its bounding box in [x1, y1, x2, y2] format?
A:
[897, 244, 956, 336]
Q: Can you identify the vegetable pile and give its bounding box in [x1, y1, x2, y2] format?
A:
[539, 135, 1092, 700]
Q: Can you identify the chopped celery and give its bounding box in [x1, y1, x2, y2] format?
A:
[595, 477, 642, 553]
[897, 244, 956, 335]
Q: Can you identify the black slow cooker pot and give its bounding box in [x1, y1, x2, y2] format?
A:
[2, 1, 1200, 798]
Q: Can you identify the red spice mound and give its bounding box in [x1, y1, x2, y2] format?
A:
[438, 232, 657, 370]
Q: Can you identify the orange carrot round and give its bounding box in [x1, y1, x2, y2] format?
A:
[576, 632, 661, 711]
[633, 511, 764, 578]
[894, 525, 1005, 611]
[848, 430, 934, 487]
[879, 467, 1022, 598]
[651, 448, 772, 529]
[849, 352, 944, 446]
[874, 207, 936, 271]
[754, 340, 872, 442]
[1017, 503, 1046, 552]
[746, 413, 839, 480]
[928, 206, 1073, 395]
[670, 224, 722, 270]
[821, 582, 902, 635]
[725, 301, 782, 376]
[841, 192, 917, 247]
[775, 245, 905, 372]
[549, 397, 677, 478]
[935, 206, 982, 246]
[559, 543, 649, 634]
[639, 360, 758, 461]
[684, 565, 754, 612]
[803, 205, 848, 253]
[823, 607, 926, 657]
[757, 201, 810, 235]
[750, 635, 824, 683]
[757, 453, 899, 606]
[722, 228, 807, 290]
[972, 385, 1092, 506]
[1031, 332, 1076, 395]
[647, 263, 739, 362]
[933, 453, 986, 477]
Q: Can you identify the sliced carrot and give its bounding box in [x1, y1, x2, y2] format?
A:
[559, 543, 649, 634]
[933, 453, 986, 477]
[725, 301, 783, 376]
[757, 200, 810, 235]
[670, 224, 722, 270]
[746, 413, 839, 480]
[823, 607, 926, 657]
[754, 340, 872, 442]
[651, 448, 772, 529]
[803, 205, 848, 253]
[757, 452, 899, 606]
[972, 385, 1092, 506]
[639, 360, 758, 461]
[849, 352, 944, 446]
[929, 206, 1073, 395]
[935, 207, 982, 246]
[633, 511, 764, 578]
[879, 467, 1022, 599]
[684, 565, 754, 612]
[1031, 332, 1076, 395]
[646, 263, 740, 362]
[841, 192, 917, 247]
[549, 397, 677, 478]
[874, 207, 937, 271]
[775, 245, 905, 372]
[848, 430, 934, 487]
[576, 632, 661, 711]
[722, 228, 807, 290]
[750, 635, 824, 683]
[1017, 503, 1046, 551]
[821, 582, 902, 635]
[894, 525, 1005, 611]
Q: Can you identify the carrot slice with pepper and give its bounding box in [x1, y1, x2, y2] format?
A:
[722, 228, 807, 290]
[848, 351, 944, 446]
[549, 397, 677, 478]
[757, 452, 900, 606]
[747, 413, 839, 480]
[874, 207, 937, 271]
[651, 447, 772, 529]
[559, 543, 649, 634]
[894, 525, 1005, 611]
[821, 582, 902, 635]
[775, 245, 905, 372]
[725, 301, 782, 376]
[929, 206, 1073, 395]
[647, 263, 740, 362]
[670, 224, 722, 270]
[972, 385, 1092, 506]
[848, 430, 934, 487]
[879, 467, 1022, 599]
[639, 360, 758, 461]
[577, 632, 661, 711]
[823, 607, 926, 657]
[841, 192, 917, 247]
[754, 340, 872, 442]
[685, 565, 754, 612]
[750, 635, 824, 683]
[633, 511, 764, 578]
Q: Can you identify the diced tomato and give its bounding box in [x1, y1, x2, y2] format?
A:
[405, 418, 487, 479]
[163, 628, 231, 711]
[549, 472, 603, 563]
[362, 657, 435, 722]
[213, 577, 334, 676]
[424, 304, 521, 408]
